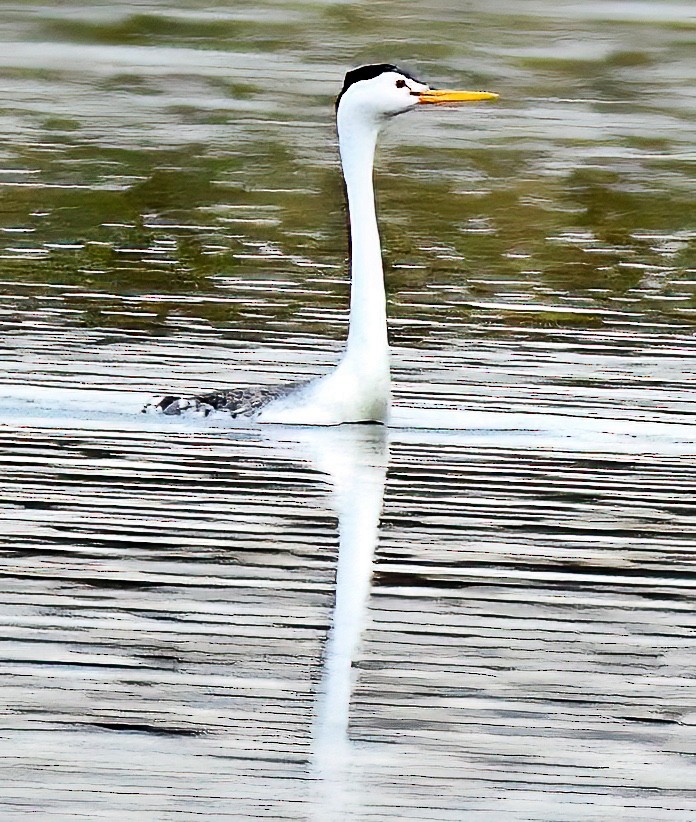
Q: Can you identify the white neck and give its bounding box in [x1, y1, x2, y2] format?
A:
[256, 109, 391, 425]
[336, 112, 389, 367]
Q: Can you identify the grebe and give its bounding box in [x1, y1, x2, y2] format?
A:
[152, 64, 497, 424]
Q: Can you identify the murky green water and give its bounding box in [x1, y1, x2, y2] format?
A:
[0, 2, 695, 820]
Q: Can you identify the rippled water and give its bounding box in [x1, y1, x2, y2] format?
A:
[1, 1, 695, 819]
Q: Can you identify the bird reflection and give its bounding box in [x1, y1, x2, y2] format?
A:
[261, 424, 388, 806]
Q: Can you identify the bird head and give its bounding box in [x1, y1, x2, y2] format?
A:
[335, 64, 498, 125]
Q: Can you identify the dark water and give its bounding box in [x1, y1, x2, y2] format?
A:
[0, 2, 695, 819]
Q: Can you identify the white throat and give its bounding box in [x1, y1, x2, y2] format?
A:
[337, 112, 389, 365]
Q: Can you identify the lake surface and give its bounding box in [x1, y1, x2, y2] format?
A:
[0, 1, 695, 819]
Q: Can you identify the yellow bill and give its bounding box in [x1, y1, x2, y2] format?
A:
[418, 89, 499, 104]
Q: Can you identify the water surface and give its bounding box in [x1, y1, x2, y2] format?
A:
[0, 1, 695, 819]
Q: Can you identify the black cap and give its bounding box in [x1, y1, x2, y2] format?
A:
[336, 63, 421, 109]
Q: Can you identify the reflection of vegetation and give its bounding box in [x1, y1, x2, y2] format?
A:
[567, 167, 694, 231]
[96, 74, 163, 95]
[1, 1, 694, 343]
[506, 310, 604, 329]
[42, 117, 80, 132]
[518, 50, 654, 74]
[42, 14, 301, 51]
[129, 165, 219, 211]
[2, 126, 694, 336]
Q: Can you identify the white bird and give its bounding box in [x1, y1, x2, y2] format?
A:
[153, 64, 497, 425]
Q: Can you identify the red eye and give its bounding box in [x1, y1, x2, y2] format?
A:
[395, 79, 406, 88]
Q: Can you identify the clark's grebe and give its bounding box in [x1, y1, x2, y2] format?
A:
[152, 64, 497, 424]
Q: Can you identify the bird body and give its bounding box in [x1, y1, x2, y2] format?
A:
[152, 65, 497, 424]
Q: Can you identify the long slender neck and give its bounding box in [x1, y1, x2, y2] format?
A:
[337, 114, 388, 365]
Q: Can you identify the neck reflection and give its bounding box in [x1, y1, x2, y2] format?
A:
[313, 426, 387, 772]
[262, 424, 388, 785]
